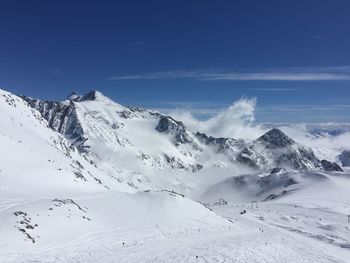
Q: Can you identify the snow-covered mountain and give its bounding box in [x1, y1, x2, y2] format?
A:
[196, 127, 328, 171]
[0, 89, 126, 197]
[237, 128, 324, 170]
[22, 91, 212, 194]
[22, 90, 339, 176]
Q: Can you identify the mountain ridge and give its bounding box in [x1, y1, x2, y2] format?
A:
[20, 89, 338, 176]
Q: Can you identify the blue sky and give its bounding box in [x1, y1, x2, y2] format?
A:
[1, 0, 350, 122]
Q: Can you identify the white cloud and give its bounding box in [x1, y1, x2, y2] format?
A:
[199, 72, 350, 81]
[162, 98, 350, 162]
[108, 67, 350, 81]
[168, 97, 266, 140]
[279, 125, 350, 161]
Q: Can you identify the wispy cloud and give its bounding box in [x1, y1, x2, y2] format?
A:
[140, 100, 227, 109]
[143, 101, 350, 123]
[107, 66, 350, 81]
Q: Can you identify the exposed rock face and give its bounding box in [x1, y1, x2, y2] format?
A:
[256, 128, 295, 148]
[339, 150, 350, 167]
[197, 128, 328, 172]
[79, 91, 97, 101]
[21, 91, 112, 151]
[156, 116, 193, 144]
[65, 90, 105, 102]
[276, 148, 322, 170]
[156, 116, 183, 132]
[236, 129, 323, 171]
[197, 128, 325, 171]
[119, 110, 136, 119]
[196, 132, 245, 153]
[236, 145, 268, 169]
[321, 160, 343, 172]
[21, 96, 85, 145]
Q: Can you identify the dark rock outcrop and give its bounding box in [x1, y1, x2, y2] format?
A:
[66, 90, 100, 102]
[338, 150, 350, 167]
[236, 145, 267, 169]
[196, 132, 245, 153]
[21, 96, 86, 150]
[79, 90, 98, 101]
[256, 128, 295, 148]
[156, 116, 193, 144]
[236, 129, 322, 171]
[321, 160, 343, 172]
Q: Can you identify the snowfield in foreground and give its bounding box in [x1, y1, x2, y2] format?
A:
[1, 88, 350, 262]
[1, 177, 350, 263]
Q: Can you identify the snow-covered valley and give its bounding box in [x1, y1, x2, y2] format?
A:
[2, 178, 350, 263]
[1, 89, 350, 262]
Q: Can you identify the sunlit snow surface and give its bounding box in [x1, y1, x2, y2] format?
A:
[1, 175, 350, 263]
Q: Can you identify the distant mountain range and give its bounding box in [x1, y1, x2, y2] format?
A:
[22, 90, 344, 179]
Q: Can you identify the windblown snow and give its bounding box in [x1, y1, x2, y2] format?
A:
[1, 89, 350, 263]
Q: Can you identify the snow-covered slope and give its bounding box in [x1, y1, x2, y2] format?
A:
[200, 169, 331, 203]
[0, 89, 228, 258]
[0, 89, 129, 197]
[0, 191, 228, 251]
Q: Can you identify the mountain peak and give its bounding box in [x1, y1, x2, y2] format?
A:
[79, 90, 100, 101]
[66, 90, 111, 102]
[257, 128, 295, 148]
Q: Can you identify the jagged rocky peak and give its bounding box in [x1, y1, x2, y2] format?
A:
[321, 160, 343, 172]
[196, 132, 227, 145]
[235, 128, 325, 171]
[195, 132, 245, 153]
[156, 116, 193, 144]
[156, 116, 185, 132]
[79, 90, 99, 101]
[80, 90, 110, 102]
[65, 90, 110, 102]
[256, 128, 295, 148]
